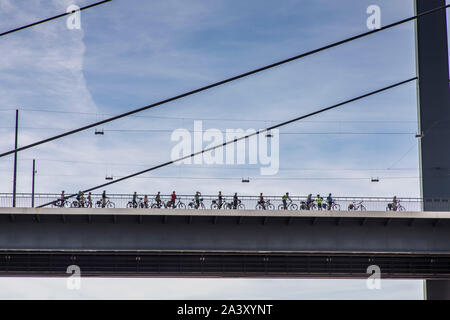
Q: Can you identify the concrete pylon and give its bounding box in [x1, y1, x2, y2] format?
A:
[415, 0, 450, 300]
[415, 0, 450, 210]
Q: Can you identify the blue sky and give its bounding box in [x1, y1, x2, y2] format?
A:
[0, 0, 444, 299]
[0, 0, 422, 197]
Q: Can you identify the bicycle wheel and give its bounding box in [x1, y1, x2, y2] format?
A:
[332, 203, 341, 211]
[211, 203, 218, 210]
[267, 203, 275, 210]
[256, 204, 264, 210]
[290, 203, 298, 210]
[398, 205, 406, 212]
[126, 202, 134, 209]
[238, 204, 245, 210]
[278, 204, 285, 210]
[360, 205, 366, 211]
[107, 201, 115, 208]
[178, 202, 186, 209]
[71, 201, 78, 208]
[200, 203, 206, 209]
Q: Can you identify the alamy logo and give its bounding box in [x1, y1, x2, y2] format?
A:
[366, 5, 381, 30]
[66, 265, 81, 290]
[66, 4, 81, 30]
[170, 121, 280, 175]
[366, 265, 381, 290]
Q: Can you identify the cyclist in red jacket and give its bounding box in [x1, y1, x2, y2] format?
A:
[170, 191, 177, 208]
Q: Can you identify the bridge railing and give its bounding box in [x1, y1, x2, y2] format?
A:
[0, 192, 446, 212]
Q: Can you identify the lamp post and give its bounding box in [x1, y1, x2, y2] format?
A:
[12, 109, 18, 207]
[32, 159, 36, 207]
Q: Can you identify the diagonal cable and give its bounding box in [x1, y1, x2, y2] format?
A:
[37, 77, 417, 207]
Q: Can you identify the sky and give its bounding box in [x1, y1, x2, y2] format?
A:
[0, 0, 423, 199]
[0, 0, 446, 299]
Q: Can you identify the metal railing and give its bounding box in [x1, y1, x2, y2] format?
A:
[0, 192, 447, 212]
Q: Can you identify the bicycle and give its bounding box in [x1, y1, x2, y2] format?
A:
[166, 199, 186, 209]
[211, 198, 225, 209]
[127, 197, 145, 209]
[85, 199, 93, 208]
[189, 198, 205, 209]
[278, 200, 298, 210]
[95, 199, 115, 208]
[54, 199, 71, 208]
[224, 199, 245, 210]
[299, 201, 309, 210]
[71, 199, 86, 208]
[151, 199, 166, 209]
[348, 201, 366, 211]
[386, 201, 406, 212]
[256, 200, 275, 210]
[327, 201, 341, 211]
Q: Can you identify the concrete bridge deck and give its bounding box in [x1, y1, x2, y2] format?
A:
[0, 207, 449, 278]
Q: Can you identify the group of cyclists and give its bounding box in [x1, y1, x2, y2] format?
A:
[56, 190, 403, 211]
[57, 190, 110, 208]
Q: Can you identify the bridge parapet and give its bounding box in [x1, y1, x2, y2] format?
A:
[3, 193, 450, 211]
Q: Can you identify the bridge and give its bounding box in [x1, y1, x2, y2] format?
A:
[0, 0, 449, 300]
[1, 207, 449, 281]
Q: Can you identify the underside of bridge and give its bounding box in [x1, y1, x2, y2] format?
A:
[1, 250, 449, 280]
[0, 209, 449, 280]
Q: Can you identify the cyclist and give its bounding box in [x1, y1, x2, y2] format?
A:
[326, 193, 333, 211]
[393, 196, 398, 211]
[218, 191, 223, 209]
[259, 193, 266, 210]
[80, 191, 85, 207]
[101, 190, 107, 208]
[388, 196, 399, 211]
[306, 194, 313, 210]
[317, 194, 323, 210]
[132, 192, 138, 208]
[76, 190, 82, 206]
[194, 192, 200, 209]
[87, 192, 92, 208]
[154, 192, 162, 208]
[143, 195, 149, 208]
[282, 192, 291, 210]
[170, 191, 177, 208]
[233, 193, 239, 209]
[59, 190, 65, 207]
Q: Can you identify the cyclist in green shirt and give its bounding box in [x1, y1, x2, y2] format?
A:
[317, 194, 323, 210]
[282, 192, 291, 210]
